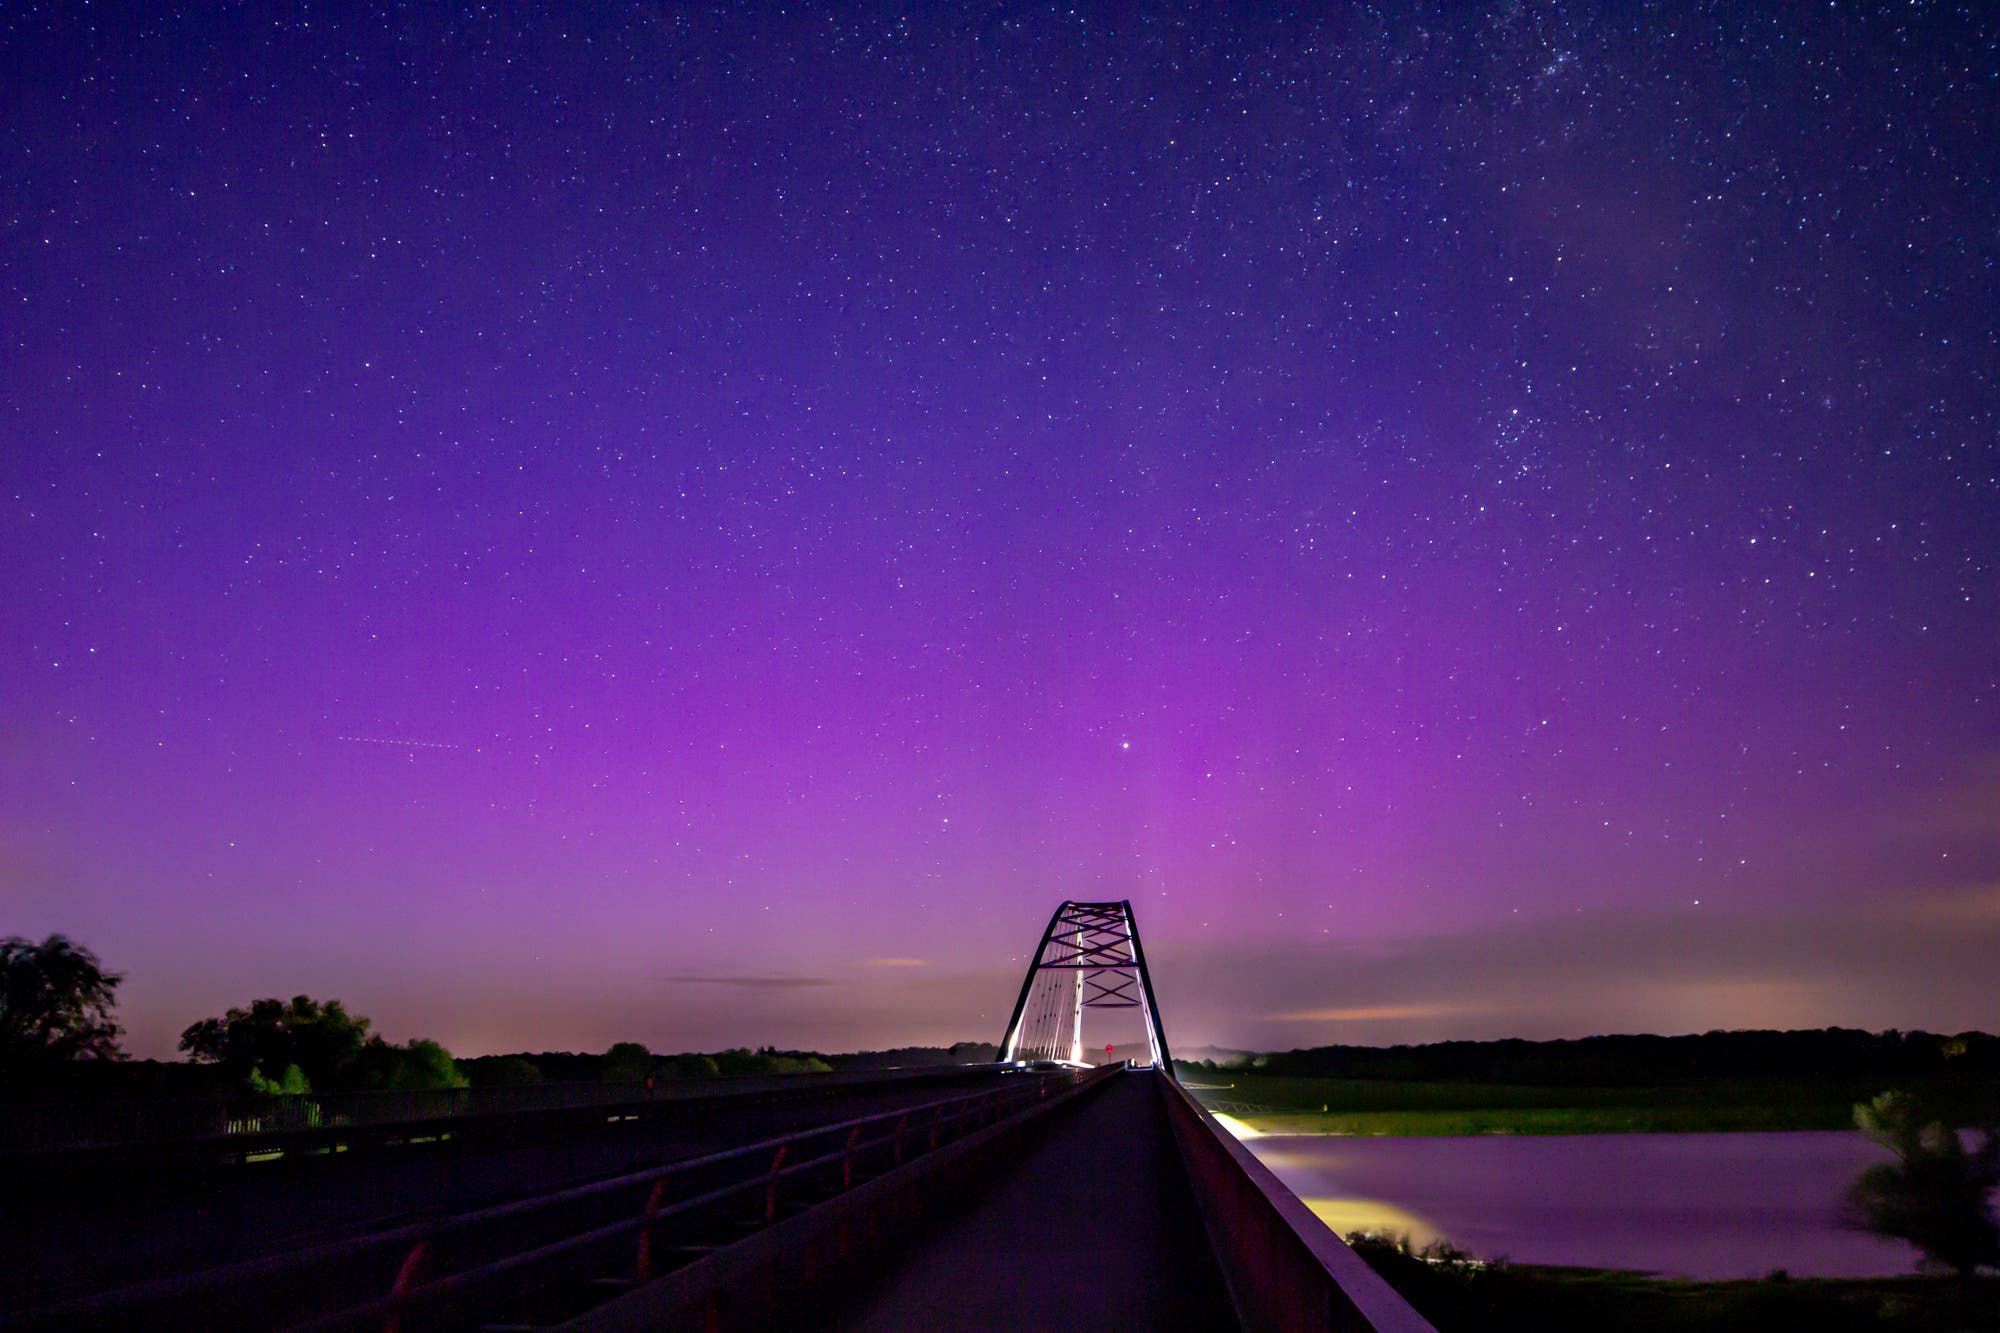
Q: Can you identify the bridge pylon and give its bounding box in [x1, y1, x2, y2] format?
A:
[998, 900, 1173, 1078]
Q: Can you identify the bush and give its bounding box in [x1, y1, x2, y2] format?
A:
[1844, 1091, 2000, 1276]
[1342, 1231, 1508, 1327]
[246, 1063, 312, 1096]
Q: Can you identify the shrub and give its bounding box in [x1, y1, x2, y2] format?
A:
[1844, 1090, 2000, 1277]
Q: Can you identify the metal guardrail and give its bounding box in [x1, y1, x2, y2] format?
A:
[15, 1068, 1104, 1332]
[1157, 1071, 1438, 1333]
[0, 1065, 984, 1158]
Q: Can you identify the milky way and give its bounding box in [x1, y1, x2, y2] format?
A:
[3, 4, 1994, 1057]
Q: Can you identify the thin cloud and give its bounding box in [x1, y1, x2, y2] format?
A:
[1901, 882, 2000, 926]
[659, 974, 834, 990]
[1269, 1003, 1496, 1023]
[1155, 885, 2000, 1050]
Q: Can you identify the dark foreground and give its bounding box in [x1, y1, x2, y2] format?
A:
[1348, 1235, 1999, 1332]
[0, 1070, 1007, 1317]
[12, 1065, 1431, 1332]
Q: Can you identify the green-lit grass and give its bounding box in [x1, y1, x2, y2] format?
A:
[1190, 1073, 2000, 1136]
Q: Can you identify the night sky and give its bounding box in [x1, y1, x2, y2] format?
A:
[4, 4, 1995, 1061]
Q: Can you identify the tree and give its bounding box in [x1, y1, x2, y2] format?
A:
[180, 996, 371, 1092]
[1844, 1091, 2000, 1277]
[472, 1056, 545, 1088]
[0, 934, 123, 1073]
[602, 1041, 653, 1083]
[180, 996, 470, 1094]
[347, 1037, 467, 1091]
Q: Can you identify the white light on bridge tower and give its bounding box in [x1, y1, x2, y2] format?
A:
[998, 900, 1174, 1078]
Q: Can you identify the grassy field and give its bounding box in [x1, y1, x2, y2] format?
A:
[1344, 1235, 1998, 1332]
[1187, 1073, 2000, 1136]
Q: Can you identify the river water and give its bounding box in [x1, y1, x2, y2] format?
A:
[1242, 1130, 1923, 1279]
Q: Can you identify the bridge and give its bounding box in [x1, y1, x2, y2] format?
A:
[2, 902, 1435, 1332]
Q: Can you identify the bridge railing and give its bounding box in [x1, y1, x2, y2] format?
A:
[11, 1067, 1105, 1332]
[1156, 1071, 1438, 1333]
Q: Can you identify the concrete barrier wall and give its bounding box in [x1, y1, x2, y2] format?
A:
[1155, 1072, 1438, 1333]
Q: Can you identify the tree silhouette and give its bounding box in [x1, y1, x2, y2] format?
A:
[0, 934, 123, 1073]
[1844, 1090, 2000, 1277]
[180, 995, 372, 1091]
[348, 1037, 467, 1091]
[180, 995, 466, 1092]
[473, 1056, 545, 1087]
[602, 1041, 653, 1083]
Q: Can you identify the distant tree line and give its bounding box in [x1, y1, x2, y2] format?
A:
[463, 1045, 835, 1087]
[827, 1042, 999, 1070]
[0, 933, 1004, 1105]
[1208, 1029, 2000, 1086]
[459, 1042, 999, 1088]
[0, 934, 473, 1099]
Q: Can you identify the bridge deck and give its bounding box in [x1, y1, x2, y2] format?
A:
[826, 1070, 1240, 1332]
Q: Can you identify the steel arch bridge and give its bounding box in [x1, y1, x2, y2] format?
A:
[997, 899, 1173, 1073]
[10, 898, 1439, 1332]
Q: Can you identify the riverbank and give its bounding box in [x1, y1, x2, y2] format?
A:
[1345, 1234, 1998, 1332]
[1189, 1072, 2000, 1136]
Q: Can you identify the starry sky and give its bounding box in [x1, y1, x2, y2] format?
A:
[3, 4, 1996, 1061]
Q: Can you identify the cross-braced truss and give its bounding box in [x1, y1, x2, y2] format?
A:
[998, 900, 1173, 1077]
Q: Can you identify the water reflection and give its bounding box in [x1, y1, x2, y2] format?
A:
[1250, 1131, 1922, 1279]
[1300, 1198, 1442, 1249]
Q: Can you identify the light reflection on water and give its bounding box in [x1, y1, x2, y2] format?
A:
[1247, 1131, 1923, 1279]
[1207, 1112, 1264, 1140]
[1300, 1198, 1443, 1249]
